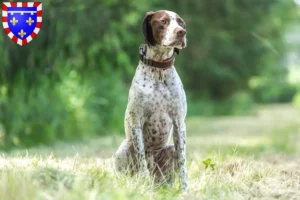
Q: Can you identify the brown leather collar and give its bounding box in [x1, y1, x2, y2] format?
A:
[139, 44, 178, 69]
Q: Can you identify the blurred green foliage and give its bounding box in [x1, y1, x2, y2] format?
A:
[0, 0, 298, 149]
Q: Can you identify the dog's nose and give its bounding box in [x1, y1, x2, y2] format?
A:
[177, 29, 186, 37]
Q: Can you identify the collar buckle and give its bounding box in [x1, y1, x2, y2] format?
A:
[139, 44, 146, 56]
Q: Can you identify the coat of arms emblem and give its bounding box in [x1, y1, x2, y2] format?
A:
[2, 2, 42, 46]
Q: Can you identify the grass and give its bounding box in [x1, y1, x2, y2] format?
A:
[0, 104, 300, 200]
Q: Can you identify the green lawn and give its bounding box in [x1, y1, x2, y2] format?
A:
[1, 104, 299, 200]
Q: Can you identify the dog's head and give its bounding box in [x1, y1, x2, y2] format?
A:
[142, 10, 187, 50]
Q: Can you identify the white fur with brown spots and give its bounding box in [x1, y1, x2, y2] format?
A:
[113, 10, 188, 192]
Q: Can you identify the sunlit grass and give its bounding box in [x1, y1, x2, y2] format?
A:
[0, 104, 299, 199]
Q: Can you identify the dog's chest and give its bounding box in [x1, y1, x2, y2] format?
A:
[130, 63, 185, 150]
[132, 63, 182, 115]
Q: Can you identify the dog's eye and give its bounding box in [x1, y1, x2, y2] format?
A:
[161, 20, 167, 24]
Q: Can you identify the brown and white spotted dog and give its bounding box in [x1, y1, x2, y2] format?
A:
[113, 10, 188, 191]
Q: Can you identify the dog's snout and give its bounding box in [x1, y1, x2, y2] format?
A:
[176, 28, 186, 37]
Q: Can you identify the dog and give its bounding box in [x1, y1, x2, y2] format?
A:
[113, 10, 188, 191]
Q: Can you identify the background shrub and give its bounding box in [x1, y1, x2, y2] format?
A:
[0, 0, 298, 149]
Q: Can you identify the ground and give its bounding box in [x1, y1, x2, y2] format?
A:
[0, 104, 299, 200]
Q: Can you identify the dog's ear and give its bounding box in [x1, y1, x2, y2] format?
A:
[142, 11, 156, 46]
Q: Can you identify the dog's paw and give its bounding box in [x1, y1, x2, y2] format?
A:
[177, 188, 189, 199]
[137, 169, 152, 184]
[140, 169, 150, 178]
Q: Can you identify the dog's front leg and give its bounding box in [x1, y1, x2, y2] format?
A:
[173, 119, 188, 192]
[130, 125, 149, 176]
[125, 86, 150, 177]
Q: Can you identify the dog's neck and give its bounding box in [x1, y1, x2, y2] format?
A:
[145, 45, 174, 62]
